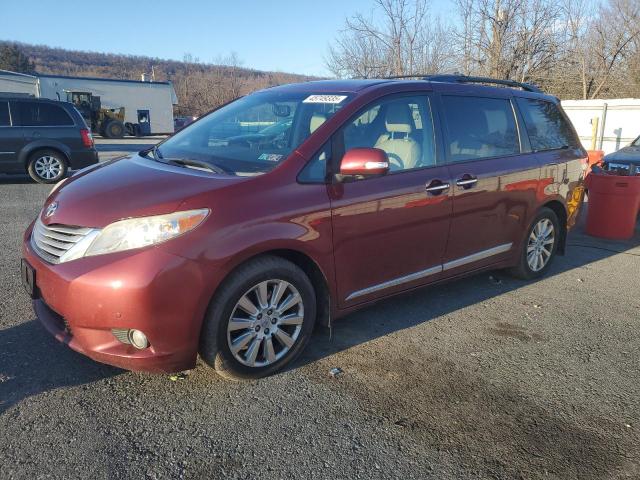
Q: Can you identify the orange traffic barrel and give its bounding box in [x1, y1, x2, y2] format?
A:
[585, 173, 640, 239]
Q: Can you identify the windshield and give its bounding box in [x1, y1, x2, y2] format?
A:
[633, 136, 640, 147]
[155, 91, 352, 175]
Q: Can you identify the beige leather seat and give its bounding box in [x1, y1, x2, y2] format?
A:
[374, 104, 421, 170]
[310, 113, 327, 133]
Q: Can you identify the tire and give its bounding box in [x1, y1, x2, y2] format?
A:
[200, 255, 317, 380]
[27, 149, 68, 184]
[508, 207, 560, 280]
[104, 120, 125, 139]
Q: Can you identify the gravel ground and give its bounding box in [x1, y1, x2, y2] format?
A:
[0, 166, 639, 479]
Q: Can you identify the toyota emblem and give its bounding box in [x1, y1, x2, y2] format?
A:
[45, 202, 58, 218]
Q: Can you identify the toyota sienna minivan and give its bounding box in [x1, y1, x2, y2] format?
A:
[22, 75, 587, 379]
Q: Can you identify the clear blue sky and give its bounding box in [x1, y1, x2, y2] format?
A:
[1, 0, 449, 76]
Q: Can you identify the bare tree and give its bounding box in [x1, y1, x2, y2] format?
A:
[585, 0, 640, 98]
[454, 0, 560, 81]
[326, 0, 455, 78]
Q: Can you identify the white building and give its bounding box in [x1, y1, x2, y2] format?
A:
[0, 69, 178, 134]
[561, 98, 640, 154]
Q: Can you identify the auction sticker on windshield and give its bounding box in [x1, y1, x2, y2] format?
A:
[303, 95, 348, 104]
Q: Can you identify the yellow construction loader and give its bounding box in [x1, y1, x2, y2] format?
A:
[66, 91, 126, 138]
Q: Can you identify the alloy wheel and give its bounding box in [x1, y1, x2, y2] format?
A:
[527, 218, 555, 272]
[34, 156, 63, 180]
[227, 279, 304, 367]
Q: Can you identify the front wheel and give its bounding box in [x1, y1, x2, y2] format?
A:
[200, 256, 317, 380]
[508, 207, 560, 280]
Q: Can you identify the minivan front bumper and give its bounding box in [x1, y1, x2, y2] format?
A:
[22, 222, 211, 373]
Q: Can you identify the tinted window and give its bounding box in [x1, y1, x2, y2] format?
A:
[516, 98, 576, 151]
[342, 95, 436, 172]
[18, 102, 74, 126]
[442, 96, 520, 162]
[0, 102, 9, 126]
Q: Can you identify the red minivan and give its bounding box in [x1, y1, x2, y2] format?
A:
[21, 75, 586, 379]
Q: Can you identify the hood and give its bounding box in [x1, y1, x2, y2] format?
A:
[42, 155, 245, 228]
[604, 145, 640, 163]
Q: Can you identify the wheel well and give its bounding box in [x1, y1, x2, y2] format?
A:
[541, 200, 568, 254]
[25, 147, 69, 169]
[243, 249, 332, 328]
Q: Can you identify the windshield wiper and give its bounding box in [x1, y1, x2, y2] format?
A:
[165, 157, 226, 174]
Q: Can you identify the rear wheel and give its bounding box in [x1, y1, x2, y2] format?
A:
[27, 149, 67, 184]
[103, 119, 125, 139]
[508, 207, 560, 280]
[200, 256, 316, 380]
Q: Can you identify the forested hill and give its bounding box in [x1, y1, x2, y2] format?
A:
[0, 41, 315, 115]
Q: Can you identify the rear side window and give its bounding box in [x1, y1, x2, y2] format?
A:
[18, 102, 74, 127]
[516, 98, 576, 151]
[0, 102, 9, 126]
[441, 96, 520, 162]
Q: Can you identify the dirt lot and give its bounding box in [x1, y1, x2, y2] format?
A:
[0, 164, 639, 479]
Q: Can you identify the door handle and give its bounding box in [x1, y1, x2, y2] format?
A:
[425, 180, 450, 195]
[456, 176, 478, 188]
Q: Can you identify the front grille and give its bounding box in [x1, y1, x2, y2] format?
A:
[31, 216, 93, 264]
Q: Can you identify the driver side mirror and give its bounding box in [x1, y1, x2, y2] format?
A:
[339, 148, 390, 177]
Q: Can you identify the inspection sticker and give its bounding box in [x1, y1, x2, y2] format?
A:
[303, 94, 348, 104]
[258, 153, 284, 162]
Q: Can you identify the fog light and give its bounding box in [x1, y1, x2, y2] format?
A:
[128, 329, 149, 349]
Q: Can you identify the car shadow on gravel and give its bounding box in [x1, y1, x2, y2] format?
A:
[0, 319, 122, 415]
[0, 175, 35, 185]
[302, 221, 640, 370]
[295, 219, 639, 478]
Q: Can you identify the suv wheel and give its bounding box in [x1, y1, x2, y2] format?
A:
[509, 207, 560, 280]
[27, 150, 67, 184]
[200, 256, 316, 380]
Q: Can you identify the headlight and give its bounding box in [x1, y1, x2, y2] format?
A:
[60, 209, 209, 261]
[85, 208, 209, 257]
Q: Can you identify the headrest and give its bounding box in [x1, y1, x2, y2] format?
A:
[310, 113, 327, 133]
[385, 104, 413, 133]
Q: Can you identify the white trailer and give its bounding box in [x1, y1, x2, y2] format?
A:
[0, 70, 178, 135]
[0, 69, 39, 96]
[561, 98, 640, 154]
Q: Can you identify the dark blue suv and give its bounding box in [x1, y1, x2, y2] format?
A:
[0, 97, 99, 183]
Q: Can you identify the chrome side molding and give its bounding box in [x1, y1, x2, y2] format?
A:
[443, 243, 512, 271]
[345, 265, 443, 301]
[345, 242, 513, 302]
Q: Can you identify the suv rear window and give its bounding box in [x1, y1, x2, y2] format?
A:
[0, 102, 10, 126]
[516, 98, 576, 151]
[18, 102, 74, 127]
[441, 96, 520, 162]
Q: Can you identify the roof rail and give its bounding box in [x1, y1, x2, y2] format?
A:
[422, 74, 542, 93]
